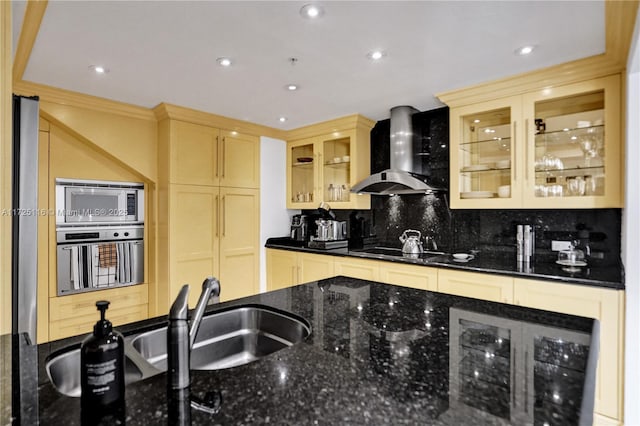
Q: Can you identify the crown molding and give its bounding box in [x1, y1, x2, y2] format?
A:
[605, 0, 639, 66]
[436, 54, 622, 107]
[153, 102, 287, 140]
[12, 1, 47, 83]
[437, 1, 639, 108]
[13, 80, 156, 121]
[285, 114, 376, 141]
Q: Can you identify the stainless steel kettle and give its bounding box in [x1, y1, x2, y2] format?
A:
[399, 229, 423, 255]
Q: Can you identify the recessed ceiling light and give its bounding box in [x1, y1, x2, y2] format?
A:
[217, 57, 232, 67]
[286, 84, 299, 91]
[515, 45, 536, 56]
[367, 50, 386, 61]
[89, 65, 109, 74]
[279, 117, 287, 123]
[473, 119, 480, 123]
[300, 4, 324, 19]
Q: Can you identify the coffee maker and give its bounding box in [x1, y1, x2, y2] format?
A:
[290, 214, 308, 242]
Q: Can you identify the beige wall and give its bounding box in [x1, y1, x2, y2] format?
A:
[40, 101, 158, 183]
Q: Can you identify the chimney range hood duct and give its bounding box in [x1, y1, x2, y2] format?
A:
[351, 106, 446, 195]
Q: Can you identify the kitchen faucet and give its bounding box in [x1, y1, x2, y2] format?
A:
[167, 277, 221, 391]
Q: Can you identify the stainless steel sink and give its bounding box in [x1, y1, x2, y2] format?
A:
[45, 304, 310, 397]
[45, 347, 146, 397]
[131, 305, 311, 371]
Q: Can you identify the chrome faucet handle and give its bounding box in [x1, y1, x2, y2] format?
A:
[189, 277, 221, 349]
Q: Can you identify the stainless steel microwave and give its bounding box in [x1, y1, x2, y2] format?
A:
[55, 178, 144, 226]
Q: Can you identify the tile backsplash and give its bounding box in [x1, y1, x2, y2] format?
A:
[331, 202, 621, 266]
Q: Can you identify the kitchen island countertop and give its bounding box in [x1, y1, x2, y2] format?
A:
[4, 277, 597, 425]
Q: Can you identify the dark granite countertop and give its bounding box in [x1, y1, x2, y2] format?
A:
[266, 237, 624, 290]
[4, 277, 598, 425]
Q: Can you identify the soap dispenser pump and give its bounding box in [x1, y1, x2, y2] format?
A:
[80, 300, 125, 410]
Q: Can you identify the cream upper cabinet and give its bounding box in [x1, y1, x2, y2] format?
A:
[167, 121, 260, 189]
[513, 278, 624, 423]
[286, 115, 374, 210]
[170, 120, 220, 186]
[438, 269, 514, 304]
[448, 74, 622, 209]
[219, 130, 260, 189]
[379, 262, 438, 291]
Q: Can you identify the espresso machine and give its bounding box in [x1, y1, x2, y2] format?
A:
[290, 214, 308, 242]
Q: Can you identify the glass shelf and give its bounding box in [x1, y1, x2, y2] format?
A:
[292, 162, 314, 167]
[459, 138, 511, 154]
[460, 167, 511, 175]
[534, 125, 604, 147]
[324, 161, 350, 167]
[534, 166, 603, 176]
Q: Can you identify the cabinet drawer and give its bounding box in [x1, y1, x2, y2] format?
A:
[379, 263, 438, 291]
[438, 270, 513, 304]
[334, 258, 379, 281]
[49, 303, 148, 341]
[49, 284, 148, 322]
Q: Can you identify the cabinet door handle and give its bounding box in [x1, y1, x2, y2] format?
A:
[221, 136, 226, 178]
[215, 195, 219, 237]
[215, 136, 219, 178]
[512, 121, 517, 182]
[317, 152, 323, 196]
[524, 119, 529, 182]
[222, 195, 226, 236]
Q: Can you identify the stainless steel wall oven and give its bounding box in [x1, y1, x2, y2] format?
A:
[55, 178, 145, 296]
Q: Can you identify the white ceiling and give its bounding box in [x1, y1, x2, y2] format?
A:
[12, 1, 605, 130]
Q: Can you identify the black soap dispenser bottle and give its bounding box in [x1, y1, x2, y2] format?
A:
[81, 300, 125, 411]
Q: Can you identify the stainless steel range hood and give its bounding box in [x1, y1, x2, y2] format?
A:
[351, 106, 446, 195]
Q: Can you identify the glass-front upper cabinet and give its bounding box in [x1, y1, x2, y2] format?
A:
[450, 96, 523, 208]
[288, 137, 317, 208]
[523, 74, 621, 208]
[449, 74, 621, 209]
[287, 115, 374, 210]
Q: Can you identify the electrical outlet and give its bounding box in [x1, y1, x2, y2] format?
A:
[551, 240, 572, 251]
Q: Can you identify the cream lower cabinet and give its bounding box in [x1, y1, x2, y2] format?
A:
[438, 269, 514, 304]
[165, 185, 259, 307]
[299, 252, 335, 283]
[49, 284, 148, 341]
[266, 249, 298, 291]
[218, 188, 260, 302]
[334, 257, 379, 281]
[379, 262, 438, 291]
[266, 249, 334, 291]
[513, 278, 624, 425]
